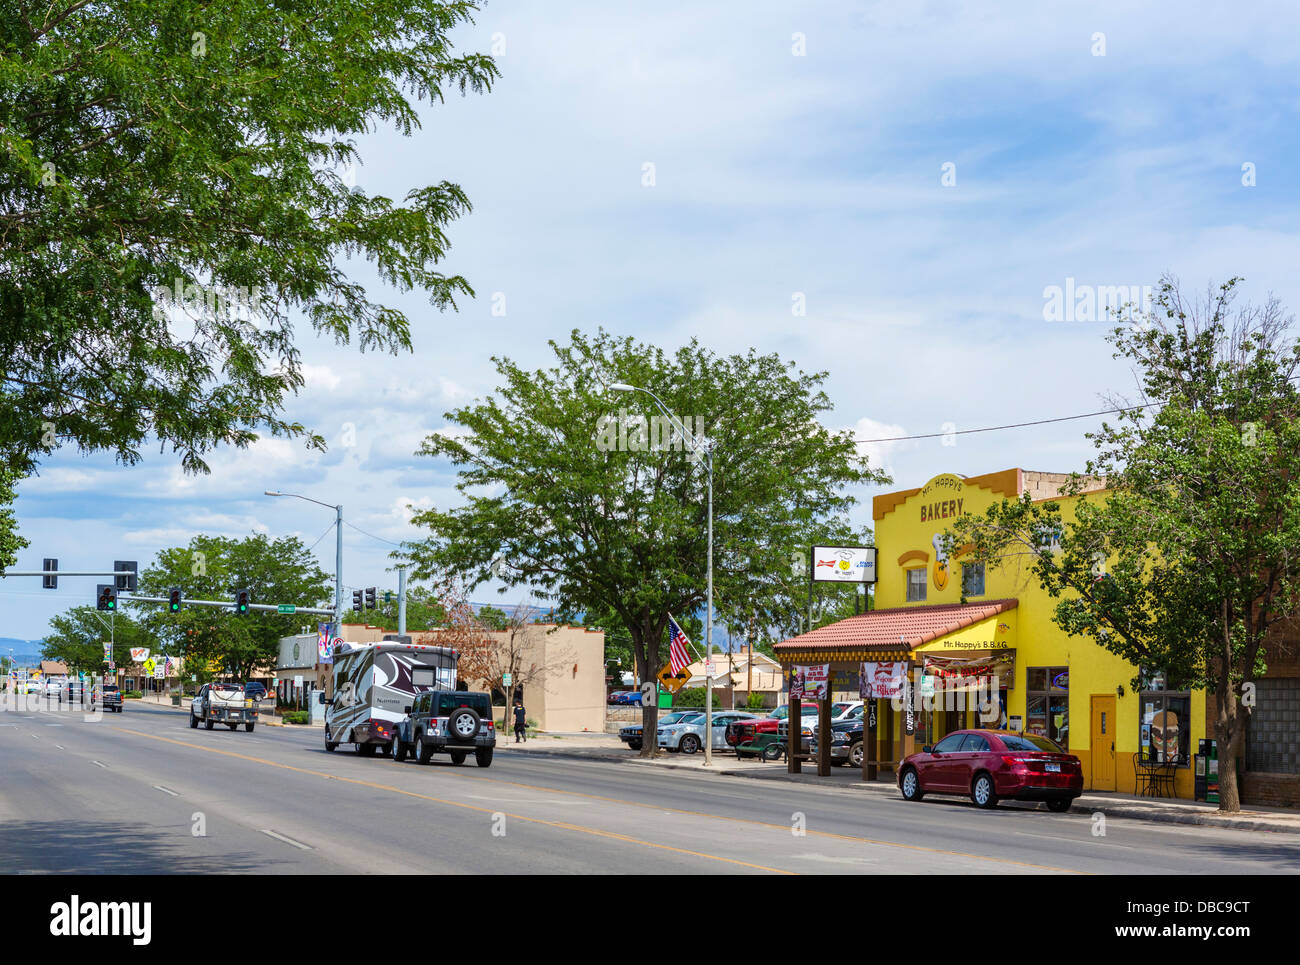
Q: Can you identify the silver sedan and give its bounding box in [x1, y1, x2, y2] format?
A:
[656, 711, 759, 754]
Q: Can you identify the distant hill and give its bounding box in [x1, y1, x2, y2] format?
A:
[0, 638, 45, 667]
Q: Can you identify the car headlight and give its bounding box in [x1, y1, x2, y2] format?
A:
[832, 732, 850, 744]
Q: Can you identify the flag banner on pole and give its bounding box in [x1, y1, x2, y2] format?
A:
[667, 615, 693, 677]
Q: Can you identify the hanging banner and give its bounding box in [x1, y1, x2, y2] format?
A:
[861, 661, 906, 699]
[318, 624, 334, 664]
[789, 664, 829, 700]
[922, 651, 1016, 691]
[130, 648, 150, 663]
[103, 642, 113, 663]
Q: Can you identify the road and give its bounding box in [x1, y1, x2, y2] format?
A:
[3, 703, 1299, 875]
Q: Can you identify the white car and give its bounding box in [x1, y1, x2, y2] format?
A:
[657, 711, 759, 754]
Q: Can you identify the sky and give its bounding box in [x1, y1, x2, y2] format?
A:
[8, 0, 1300, 642]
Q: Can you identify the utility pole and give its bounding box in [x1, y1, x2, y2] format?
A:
[397, 563, 408, 636]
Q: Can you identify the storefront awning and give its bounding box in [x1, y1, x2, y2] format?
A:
[774, 599, 1018, 663]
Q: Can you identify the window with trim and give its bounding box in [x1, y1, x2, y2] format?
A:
[906, 567, 927, 602]
[961, 562, 985, 596]
[1139, 669, 1190, 766]
[1026, 667, 1069, 747]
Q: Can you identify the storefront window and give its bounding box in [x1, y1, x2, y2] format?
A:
[961, 562, 985, 596]
[906, 568, 926, 602]
[1140, 674, 1190, 765]
[1026, 666, 1068, 747]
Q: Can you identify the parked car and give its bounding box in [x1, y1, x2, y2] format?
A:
[809, 718, 865, 767]
[897, 729, 1083, 811]
[724, 703, 819, 750]
[607, 690, 633, 704]
[619, 711, 700, 750]
[831, 700, 864, 721]
[243, 682, 267, 701]
[392, 689, 496, 767]
[657, 711, 758, 754]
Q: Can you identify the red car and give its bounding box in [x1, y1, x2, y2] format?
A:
[897, 729, 1083, 811]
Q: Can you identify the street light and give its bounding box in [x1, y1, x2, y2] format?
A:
[264, 491, 343, 638]
[609, 383, 717, 766]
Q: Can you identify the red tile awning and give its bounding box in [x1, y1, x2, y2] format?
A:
[774, 599, 1018, 658]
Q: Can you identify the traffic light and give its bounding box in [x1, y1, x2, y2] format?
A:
[365, 587, 376, 610]
[42, 558, 58, 590]
[168, 587, 182, 613]
[235, 588, 250, 614]
[352, 589, 363, 612]
[96, 584, 117, 611]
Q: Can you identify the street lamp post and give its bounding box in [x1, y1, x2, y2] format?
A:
[609, 383, 716, 766]
[265, 491, 343, 638]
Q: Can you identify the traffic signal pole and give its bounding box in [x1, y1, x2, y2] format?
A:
[117, 595, 334, 615]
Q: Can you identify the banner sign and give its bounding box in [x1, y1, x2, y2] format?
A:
[318, 624, 336, 665]
[811, 545, 877, 584]
[922, 651, 1015, 691]
[861, 661, 906, 699]
[130, 648, 150, 663]
[789, 663, 829, 700]
[103, 642, 113, 663]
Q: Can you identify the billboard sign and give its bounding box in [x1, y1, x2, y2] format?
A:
[811, 545, 877, 583]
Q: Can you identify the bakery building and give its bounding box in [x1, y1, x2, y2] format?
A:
[776, 469, 1214, 798]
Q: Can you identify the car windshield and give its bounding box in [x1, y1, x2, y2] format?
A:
[1000, 734, 1065, 753]
[103, 686, 119, 692]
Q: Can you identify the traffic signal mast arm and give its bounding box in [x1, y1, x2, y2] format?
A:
[116, 595, 334, 615]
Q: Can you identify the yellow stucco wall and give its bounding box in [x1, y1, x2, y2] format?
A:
[874, 471, 1205, 796]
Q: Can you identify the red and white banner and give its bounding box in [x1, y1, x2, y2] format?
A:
[129, 648, 150, 663]
[789, 664, 829, 700]
[861, 661, 906, 699]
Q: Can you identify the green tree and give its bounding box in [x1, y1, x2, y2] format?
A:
[0, 2, 497, 556]
[475, 605, 510, 632]
[404, 329, 888, 754]
[138, 534, 331, 681]
[42, 607, 151, 674]
[947, 277, 1300, 812]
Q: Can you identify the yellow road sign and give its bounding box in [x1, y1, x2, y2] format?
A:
[657, 663, 691, 694]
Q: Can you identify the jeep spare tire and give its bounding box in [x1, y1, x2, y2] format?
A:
[447, 707, 480, 742]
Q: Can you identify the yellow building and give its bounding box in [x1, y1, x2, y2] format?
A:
[775, 469, 1206, 797]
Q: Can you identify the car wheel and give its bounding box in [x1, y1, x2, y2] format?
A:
[447, 707, 481, 743]
[761, 744, 785, 763]
[244, 723, 255, 733]
[627, 741, 642, 751]
[680, 734, 700, 754]
[1046, 798, 1073, 813]
[189, 712, 198, 729]
[357, 742, 376, 757]
[450, 750, 467, 766]
[324, 727, 338, 752]
[971, 772, 999, 809]
[204, 718, 214, 730]
[475, 747, 493, 768]
[392, 737, 407, 763]
[416, 734, 433, 764]
[848, 741, 864, 768]
[227, 723, 238, 731]
[900, 767, 925, 802]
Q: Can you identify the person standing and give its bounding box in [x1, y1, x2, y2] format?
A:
[513, 699, 527, 743]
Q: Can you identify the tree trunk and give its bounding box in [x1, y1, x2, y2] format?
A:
[631, 624, 658, 758]
[1214, 677, 1243, 813]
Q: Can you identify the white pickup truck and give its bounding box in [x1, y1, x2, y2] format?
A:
[190, 682, 257, 732]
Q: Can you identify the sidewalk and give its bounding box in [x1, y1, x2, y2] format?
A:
[500, 732, 1300, 835]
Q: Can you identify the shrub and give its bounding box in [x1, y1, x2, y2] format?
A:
[123, 690, 144, 699]
[281, 711, 310, 725]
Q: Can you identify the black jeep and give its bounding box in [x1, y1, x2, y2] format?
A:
[392, 690, 496, 767]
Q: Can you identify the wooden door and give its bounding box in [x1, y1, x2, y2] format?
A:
[1090, 696, 1116, 791]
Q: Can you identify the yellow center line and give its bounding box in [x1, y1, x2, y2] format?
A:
[114, 728, 793, 874]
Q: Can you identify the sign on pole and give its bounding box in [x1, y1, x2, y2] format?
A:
[130, 648, 150, 663]
[656, 663, 690, 694]
[811, 545, 877, 583]
[502, 673, 512, 686]
[278, 604, 296, 614]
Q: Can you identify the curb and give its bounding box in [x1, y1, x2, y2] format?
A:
[1068, 800, 1300, 834]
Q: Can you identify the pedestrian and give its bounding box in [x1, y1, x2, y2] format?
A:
[513, 699, 527, 743]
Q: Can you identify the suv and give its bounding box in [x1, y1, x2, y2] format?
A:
[98, 684, 123, 713]
[392, 690, 496, 767]
[190, 683, 257, 732]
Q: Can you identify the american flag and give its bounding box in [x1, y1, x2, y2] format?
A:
[667, 615, 693, 676]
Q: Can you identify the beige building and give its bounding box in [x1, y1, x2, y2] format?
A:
[679, 650, 784, 708]
[282, 622, 607, 733]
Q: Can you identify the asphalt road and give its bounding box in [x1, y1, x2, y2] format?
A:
[3, 702, 1299, 875]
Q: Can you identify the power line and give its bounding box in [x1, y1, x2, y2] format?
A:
[342, 520, 406, 548]
[304, 520, 337, 555]
[855, 402, 1160, 444]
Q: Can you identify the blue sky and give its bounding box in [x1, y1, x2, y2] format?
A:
[9, 1, 1300, 641]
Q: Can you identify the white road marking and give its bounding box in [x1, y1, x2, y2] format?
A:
[54, 744, 64, 749]
[260, 829, 312, 850]
[152, 785, 179, 797]
[91, 760, 107, 768]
